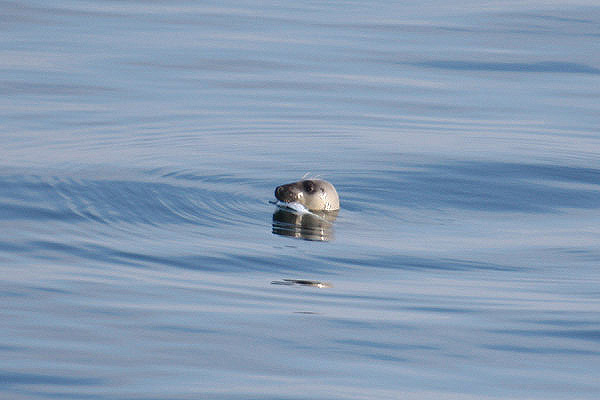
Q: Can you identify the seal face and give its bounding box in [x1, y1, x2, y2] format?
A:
[274, 179, 340, 211]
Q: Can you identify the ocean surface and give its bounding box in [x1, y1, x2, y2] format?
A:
[2, 1, 600, 399]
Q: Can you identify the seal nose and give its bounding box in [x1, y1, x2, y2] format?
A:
[275, 185, 284, 201]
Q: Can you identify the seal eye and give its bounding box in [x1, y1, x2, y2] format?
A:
[303, 181, 315, 193]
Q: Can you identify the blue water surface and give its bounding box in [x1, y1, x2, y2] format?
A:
[2, 1, 600, 399]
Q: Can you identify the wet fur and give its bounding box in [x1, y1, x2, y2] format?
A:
[274, 179, 339, 211]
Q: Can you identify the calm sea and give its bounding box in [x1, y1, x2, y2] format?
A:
[2, 1, 600, 399]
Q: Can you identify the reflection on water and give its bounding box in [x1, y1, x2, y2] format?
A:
[271, 279, 332, 288]
[272, 208, 338, 241]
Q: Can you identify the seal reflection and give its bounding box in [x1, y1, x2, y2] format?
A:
[272, 208, 338, 241]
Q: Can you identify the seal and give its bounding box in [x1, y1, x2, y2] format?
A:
[274, 179, 339, 211]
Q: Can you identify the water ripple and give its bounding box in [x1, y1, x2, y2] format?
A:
[414, 60, 600, 74]
[0, 372, 102, 386]
[0, 170, 264, 230]
[339, 160, 600, 215]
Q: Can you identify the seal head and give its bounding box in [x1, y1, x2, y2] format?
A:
[274, 179, 339, 211]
